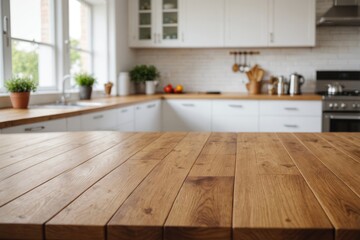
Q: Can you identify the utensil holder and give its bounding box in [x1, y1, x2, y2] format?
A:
[246, 82, 262, 95]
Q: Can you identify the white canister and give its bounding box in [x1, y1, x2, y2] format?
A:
[118, 72, 130, 96]
[145, 81, 159, 95]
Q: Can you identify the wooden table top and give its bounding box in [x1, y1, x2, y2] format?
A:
[0, 93, 321, 129]
[0, 132, 358, 240]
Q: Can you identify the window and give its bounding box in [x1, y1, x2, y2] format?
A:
[69, 0, 93, 75]
[10, 0, 56, 90]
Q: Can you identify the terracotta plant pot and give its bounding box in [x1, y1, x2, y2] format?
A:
[10, 92, 31, 109]
[79, 86, 93, 100]
[104, 82, 113, 96]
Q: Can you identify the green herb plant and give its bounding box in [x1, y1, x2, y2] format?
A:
[5, 77, 38, 93]
[74, 73, 96, 87]
[130, 65, 160, 83]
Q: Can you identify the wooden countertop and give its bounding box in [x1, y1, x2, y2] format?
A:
[0, 132, 358, 240]
[0, 93, 322, 129]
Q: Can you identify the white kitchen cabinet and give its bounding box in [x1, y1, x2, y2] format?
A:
[269, 0, 316, 47]
[117, 106, 135, 132]
[182, 0, 224, 47]
[259, 101, 322, 132]
[225, 0, 269, 47]
[2, 119, 67, 134]
[163, 100, 211, 131]
[135, 100, 162, 131]
[212, 100, 259, 132]
[81, 109, 118, 131]
[66, 116, 82, 132]
[129, 0, 183, 47]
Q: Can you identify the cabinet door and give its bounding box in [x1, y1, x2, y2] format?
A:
[225, 0, 268, 47]
[182, 0, 224, 47]
[135, 101, 161, 131]
[81, 109, 118, 131]
[117, 106, 135, 132]
[2, 119, 67, 134]
[163, 100, 211, 131]
[129, 0, 157, 47]
[259, 116, 321, 132]
[67, 116, 82, 132]
[269, 0, 315, 47]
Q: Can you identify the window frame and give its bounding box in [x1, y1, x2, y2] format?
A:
[69, 0, 94, 76]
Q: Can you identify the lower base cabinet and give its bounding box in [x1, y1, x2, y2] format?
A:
[135, 100, 161, 132]
[163, 100, 212, 132]
[259, 116, 322, 132]
[2, 119, 67, 133]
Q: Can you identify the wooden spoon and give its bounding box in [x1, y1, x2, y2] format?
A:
[232, 52, 239, 72]
[256, 68, 265, 82]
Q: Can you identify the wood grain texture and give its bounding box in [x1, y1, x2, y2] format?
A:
[0, 94, 321, 129]
[233, 133, 333, 240]
[165, 177, 234, 240]
[0, 133, 161, 240]
[278, 133, 360, 240]
[107, 133, 210, 240]
[295, 133, 360, 197]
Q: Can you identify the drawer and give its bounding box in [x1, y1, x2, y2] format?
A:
[260, 101, 322, 116]
[259, 116, 321, 132]
[2, 119, 67, 133]
[81, 109, 118, 131]
[213, 100, 259, 116]
[67, 116, 81, 132]
[118, 106, 134, 124]
[212, 116, 259, 132]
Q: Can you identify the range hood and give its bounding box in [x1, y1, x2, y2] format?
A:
[318, 0, 360, 26]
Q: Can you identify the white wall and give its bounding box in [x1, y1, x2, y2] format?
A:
[134, 0, 360, 93]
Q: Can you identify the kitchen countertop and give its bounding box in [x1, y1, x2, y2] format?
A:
[0, 132, 358, 240]
[0, 93, 322, 129]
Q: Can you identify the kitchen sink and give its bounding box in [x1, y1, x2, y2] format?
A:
[30, 102, 106, 109]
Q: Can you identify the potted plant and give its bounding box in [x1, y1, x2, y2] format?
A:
[130, 65, 160, 95]
[74, 73, 96, 100]
[5, 77, 38, 109]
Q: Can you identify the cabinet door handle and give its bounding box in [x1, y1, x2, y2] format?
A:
[284, 107, 299, 111]
[93, 115, 104, 120]
[147, 104, 156, 109]
[121, 109, 128, 113]
[154, 33, 157, 44]
[229, 104, 243, 108]
[182, 103, 195, 107]
[24, 126, 45, 132]
[270, 32, 274, 43]
[284, 124, 298, 128]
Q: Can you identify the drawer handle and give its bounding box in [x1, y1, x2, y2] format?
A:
[93, 115, 104, 120]
[229, 104, 243, 108]
[284, 124, 299, 128]
[147, 104, 156, 109]
[182, 103, 195, 107]
[24, 126, 45, 132]
[121, 109, 128, 113]
[284, 107, 299, 111]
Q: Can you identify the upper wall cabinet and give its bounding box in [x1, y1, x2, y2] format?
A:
[225, 0, 269, 47]
[268, 0, 316, 47]
[182, 0, 224, 47]
[129, 0, 183, 47]
[128, 0, 316, 48]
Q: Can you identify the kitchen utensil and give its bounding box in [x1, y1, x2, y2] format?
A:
[277, 76, 288, 96]
[242, 52, 250, 72]
[255, 68, 265, 82]
[327, 82, 344, 95]
[238, 52, 244, 73]
[289, 73, 305, 95]
[232, 52, 239, 72]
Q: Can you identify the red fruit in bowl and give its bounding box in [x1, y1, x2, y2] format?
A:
[164, 85, 173, 93]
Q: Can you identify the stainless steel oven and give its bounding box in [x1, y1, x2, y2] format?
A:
[323, 112, 360, 132]
[317, 71, 360, 132]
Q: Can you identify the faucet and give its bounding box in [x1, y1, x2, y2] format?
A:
[60, 75, 72, 104]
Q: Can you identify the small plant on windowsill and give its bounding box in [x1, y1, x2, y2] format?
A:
[74, 72, 96, 100]
[5, 76, 38, 109]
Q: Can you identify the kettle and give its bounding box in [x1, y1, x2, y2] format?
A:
[289, 73, 305, 96]
[327, 82, 344, 95]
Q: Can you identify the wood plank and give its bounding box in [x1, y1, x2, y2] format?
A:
[107, 132, 210, 240]
[129, 132, 187, 161]
[0, 132, 132, 207]
[46, 160, 158, 240]
[46, 133, 186, 240]
[295, 133, 360, 197]
[164, 177, 233, 240]
[0, 132, 105, 173]
[278, 133, 360, 240]
[233, 133, 333, 240]
[318, 133, 360, 163]
[336, 133, 360, 146]
[0, 133, 162, 240]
